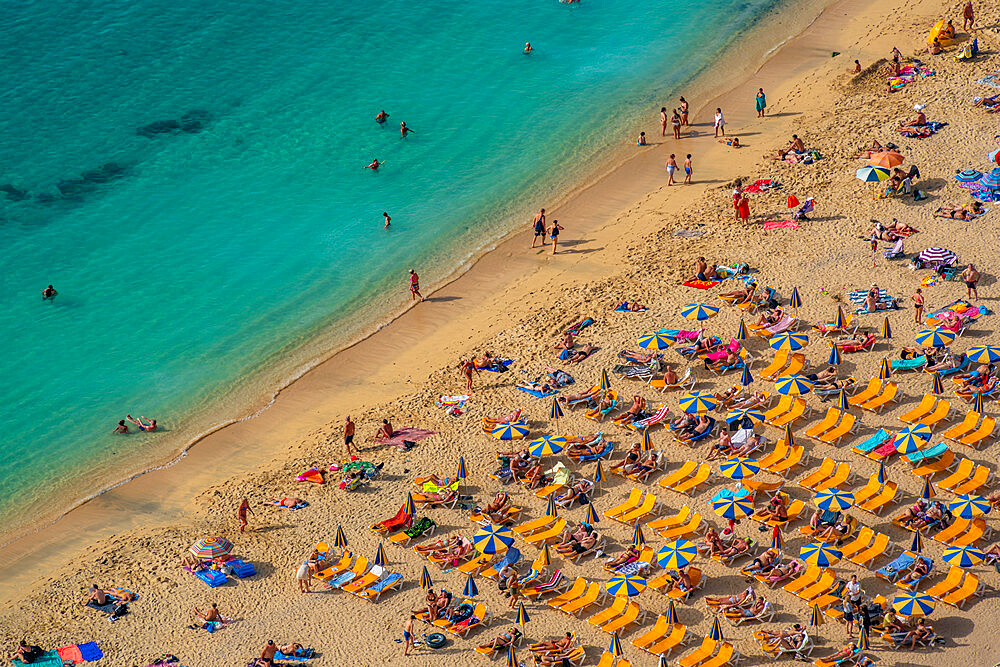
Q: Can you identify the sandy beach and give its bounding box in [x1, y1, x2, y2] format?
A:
[4, 0, 1000, 663]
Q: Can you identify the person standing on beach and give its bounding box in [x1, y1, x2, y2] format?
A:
[684, 154, 693, 185]
[238, 498, 254, 533]
[461, 359, 480, 391]
[671, 109, 681, 139]
[531, 208, 547, 248]
[344, 416, 356, 456]
[549, 219, 564, 254]
[660, 107, 668, 136]
[408, 269, 424, 301]
[666, 154, 678, 186]
[403, 615, 415, 656]
[679, 97, 689, 126]
[383, 212, 391, 229]
[912, 288, 924, 323]
[962, 264, 980, 300]
[400, 122, 415, 138]
[963, 0, 974, 31]
[756, 88, 766, 117]
[714, 108, 725, 137]
[735, 191, 750, 221]
[295, 559, 311, 593]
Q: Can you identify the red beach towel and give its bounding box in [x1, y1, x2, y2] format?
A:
[375, 427, 438, 447]
[682, 280, 721, 290]
[763, 220, 800, 230]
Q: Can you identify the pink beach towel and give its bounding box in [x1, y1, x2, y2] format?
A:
[375, 427, 438, 447]
[763, 220, 799, 230]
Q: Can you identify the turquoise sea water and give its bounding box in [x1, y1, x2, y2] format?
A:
[0, 0, 782, 533]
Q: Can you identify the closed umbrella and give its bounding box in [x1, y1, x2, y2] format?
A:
[681, 303, 720, 320]
[419, 566, 433, 590]
[877, 459, 887, 485]
[545, 493, 558, 517]
[536, 544, 552, 569]
[708, 617, 724, 642]
[506, 645, 517, 667]
[632, 524, 646, 548]
[881, 317, 892, 340]
[189, 536, 233, 559]
[528, 435, 567, 457]
[814, 488, 855, 511]
[373, 543, 387, 567]
[800, 542, 842, 567]
[809, 603, 824, 627]
[775, 375, 813, 395]
[472, 525, 514, 554]
[910, 530, 923, 554]
[949, 494, 991, 518]
[599, 369, 612, 391]
[789, 287, 802, 311]
[637, 332, 675, 350]
[828, 345, 842, 366]
[334, 525, 348, 550]
[491, 422, 529, 440]
[641, 429, 653, 452]
[942, 546, 985, 567]
[404, 493, 416, 516]
[740, 365, 753, 387]
[463, 573, 479, 598]
[609, 632, 624, 657]
[679, 391, 717, 413]
[920, 478, 935, 499]
[666, 599, 679, 625]
[973, 391, 985, 414]
[859, 628, 870, 651]
[931, 372, 944, 395]
[606, 575, 647, 597]
[832, 306, 846, 330]
[892, 591, 935, 617]
[770, 331, 809, 351]
[878, 358, 891, 380]
[837, 388, 850, 411]
[771, 528, 784, 550]
[457, 456, 467, 481]
[515, 601, 530, 629]
[593, 461, 605, 485]
[549, 397, 564, 424]
[736, 319, 749, 341]
[585, 503, 600, 525]
[657, 540, 698, 570]
[782, 423, 795, 447]
[915, 328, 956, 347]
[719, 457, 761, 480]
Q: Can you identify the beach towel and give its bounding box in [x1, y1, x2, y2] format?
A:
[13, 652, 64, 667]
[297, 469, 324, 484]
[57, 643, 103, 663]
[271, 499, 309, 510]
[185, 566, 227, 587]
[615, 301, 649, 312]
[762, 220, 799, 230]
[975, 72, 1000, 88]
[899, 122, 946, 138]
[477, 358, 513, 372]
[436, 394, 469, 408]
[558, 349, 572, 361]
[516, 385, 557, 398]
[565, 317, 594, 335]
[546, 369, 574, 386]
[673, 229, 706, 238]
[375, 427, 437, 447]
[682, 280, 721, 289]
[614, 561, 650, 576]
[276, 649, 314, 662]
[741, 178, 780, 194]
[971, 190, 1000, 203]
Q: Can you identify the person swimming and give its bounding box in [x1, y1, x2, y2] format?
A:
[400, 122, 415, 138]
[42, 285, 57, 300]
[113, 420, 128, 434]
[383, 212, 391, 228]
[375, 110, 388, 123]
[365, 158, 385, 171]
[524, 42, 532, 54]
[126, 414, 157, 432]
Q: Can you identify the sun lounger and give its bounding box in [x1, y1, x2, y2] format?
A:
[678, 637, 719, 667]
[892, 356, 926, 372]
[751, 497, 804, 528]
[938, 569, 983, 608]
[647, 504, 690, 532]
[726, 599, 775, 626]
[783, 565, 823, 595]
[629, 403, 671, 431]
[934, 517, 991, 546]
[559, 582, 606, 616]
[601, 600, 646, 634]
[797, 458, 836, 490]
[758, 351, 791, 381]
[658, 460, 697, 489]
[876, 552, 916, 582]
[899, 394, 936, 424]
[615, 493, 659, 525]
[547, 578, 587, 609]
[797, 569, 837, 601]
[314, 552, 353, 581]
[910, 447, 955, 477]
[512, 514, 557, 536]
[943, 410, 980, 442]
[860, 382, 899, 413]
[812, 313, 858, 337]
[355, 572, 402, 601]
[672, 464, 713, 496]
[760, 441, 808, 477]
[524, 518, 567, 546]
[649, 367, 696, 392]
[958, 415, 996, 448]
[753, 315, 799, 339]
[587, 596, 629, 628]
[740, 478, 784, 498]
[804, 408, 840, 441]
[633, 615, 670, 651]
[329, 556, 369, 589]
[848, 378, 882, 406]
[757, 630, 813, 659]
[659, 514, 704, 541]
[769, 398, 810, 428]
[818, 411, 856, 445]
[342, 564, 387, 594]
[894, 554, 934, 590]
[370, 504, 413, 534]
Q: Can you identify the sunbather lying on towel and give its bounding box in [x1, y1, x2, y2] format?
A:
[278, 643, 310, 658]
[763, 559, 803, 584]
[616, 300, 647, 311]
[814, 378, 854, 391]
[742, 549, 779, 575]
[272, 497, 307, 508]
[564, 344, 595, 364]
[13, 640, 45, 664]
[934, 202, 984, 219]
[852, 139, 884, 159]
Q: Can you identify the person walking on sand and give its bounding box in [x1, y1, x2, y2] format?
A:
[403, 615, 415, 656]
[666, 154, 678, 185]
[684, 154, 693, 184]
[549, 219, 564, 254]
[756, 88, 766, 117]
[912, 288, 924, 323]
[295, 559, 311, 593]
[530, 208, 547, 248]
[238, 498, 254, 534]
[679, 97, 689, 126]
[400, 122, 415, 138]
[408, 269, 424, 301]
[963, 0, 974, 31]
[714, 108, 725, 137]
[344, 415, 356, 456]
[671, 109, 681, 139]
[962, 264, 980, 300]
[461, 359, 480, 390]
[660, 107, 668, 136]
[383, 212, 391, 229]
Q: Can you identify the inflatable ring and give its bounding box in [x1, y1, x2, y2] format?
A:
[425, 633, 447, 649]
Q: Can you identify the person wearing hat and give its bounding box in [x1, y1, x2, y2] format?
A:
[901, 105, 926, 128]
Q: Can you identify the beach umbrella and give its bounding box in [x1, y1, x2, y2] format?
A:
[657, 540, 698, 570]
[915, 328, 956, 347]
[916, 247, 957, 266]
[909, 530, 923, 554]
[789, 286, 803, 311]
[895, 423, 932, 454]
[855, 166, 890, 188]
[956, 169, 983, 183]
[641, 429, 653, 452]
[536, 544, 552, 569]
[637, 332, 675, 350]
[334, 525, 348, 550]
[771, 528, 784, 550]
[859, 628, 870, 651]
[456, 455, 467, 481]
[491, 422, 529, 440]
[545, 493, 558, 517]
[727, 407, 764, 426]
[782, 423, 795, 447]
[505, 644, 517, 667]
[189, 536, 233, 559]
[711, 495, 754, 521]
[473, 524, 514, 554]
[836, 388, 850, 411]
[679, 391, 717, 413]
[967, 345, 1000, 364]
[973, 392, 986, 414]
[681, 303, 720, 321]
[981, 170, 1000, 190]
[869, 151, 905, 169]
[931, 372, 944, 395]
[740, 365, 753, 387]
[609, 632, 624, 657]
[892, 591, 935, 617]
[949, 494, 991, 519]
[770, 331, 809, 351]
[799, 542, 842, 567]
[877, 459, 887, 485]
[373, 542, 387, 567]
[878, 358, 891, 381]
[814, 488, 855, 512]
[549, 397, 564, 424]
[606, 575, 647, 597]
[515, 601, 530, 629]
[943, 545, 985, 567]
[809, 603, 825, 627]
[463, 572, 479, 598]
[881, 316, 892, 340]
[720, 456, 761, 480]
[832, 306, 846, 330]
[666, 599, 679, 625]
[708, 617, 724, 642]
[631, 524, 646, 548]
[921, 478, 935, 499]
[775, 375, 813, 396]
[599, 369, 611, 391]
[585, 502, 600, 525]
[594, 461, 605, 485]
[419, 566, 432, 589]
[828, 345, 842, 367]
[736, 319, 749, 341]
[404, 493, 416, 516]
[528, 435, 567, 457]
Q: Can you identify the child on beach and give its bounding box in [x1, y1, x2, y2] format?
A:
[637, 132, 647, 146]
[714, 108, 725, 137]
[549, 220, 564, 254]
[684, 154, 693, 184]
[238, 498, 253, 533]
[403, 615, 415, 656]
[408, 269, 424, 301]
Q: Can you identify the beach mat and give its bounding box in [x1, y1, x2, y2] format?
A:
[276, 649, 314, 662]
[763, 220, 799, 230]
[375, 428, 437, 448]
[516, 386, 557, 398]
[57, 643, 103, 663]
[682, 280, 720, 290]
[13, 652, 64, 667]
[614, 302, 648, 312]
[673, 229, 705, 238]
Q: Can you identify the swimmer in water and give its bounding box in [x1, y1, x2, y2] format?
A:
[365, 159, 385, 171]
[42, 285, 57, 300]
[524, 42, 533, 54]
[384, 212, 391, 228]
[375, 110, 388, 123]
[400, 122, 415, 138]
[126, 414, 157, 432]
[113, 419, 129, 434]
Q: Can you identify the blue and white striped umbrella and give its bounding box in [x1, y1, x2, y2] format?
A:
[800, 542, 842, 567]
[770, 331, 809, 351]
[775, 375, 814, 396]
[967, 345, 1000, 364]
[637, 332, 675, 350]
[681, 303, 720, 321]
[892, 591, 935, 617]
[679, 391, 717, 413]
[606, 575, 646, 597]
[657, 540, 698, 570]
[527, 435, 568, 457]
[814, 488, 855, 511]
[727, 408, 765, 426]
[719, 457, 761, 480]
[491, 422, 530, 440]
[915, 328, 956, 347]
[711, 494, 754, 520]
[981, 170, 1000, 190]
[472, 525, 514, 554]
[943, 545, 985, 567]
[948, 494, 991, 519]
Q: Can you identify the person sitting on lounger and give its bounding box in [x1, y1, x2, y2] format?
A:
[755, 494, 788, 523]
[536, 648, 580, 666]
[672, 568, 694, 593]
[679, 415, 712, 439]
[629, 451, 659, 476]
[611, 444, 641, 473]
[414, 487, 457, 504]
[898, 559, 930, 586]
[925, 352, 961, 372]
[604, 546, 640, 569]
[557, 530, 597, 557]
[900, 618, 933, 649]
[718, 537, 750, 560]
[875, 610, 908, 633]
[707, 585, 755, 611]
[730, 596, 769, 620]
[755, 308, 784, 327]
[523, 463, 548, 489]
[706, 348, 738, 370]
[565, 344, 595, 364]
[483, 493, 511, 522]
[558, 523, 589, 547]
[478, 628, 522, 652]
[810, 509, 841, 531]
[671, 413, 694, 431]
[618, 395, 646, 421]
[817, 519, 851, 542]
[661, 364, 679, 386]
[556, 480, 591, 506]
[707, 429, 733, 461]
[742, 548, 779, 575]
[703, 528, 725, 556]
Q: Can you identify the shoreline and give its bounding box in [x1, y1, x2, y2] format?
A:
[0, 0, 877, 603]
